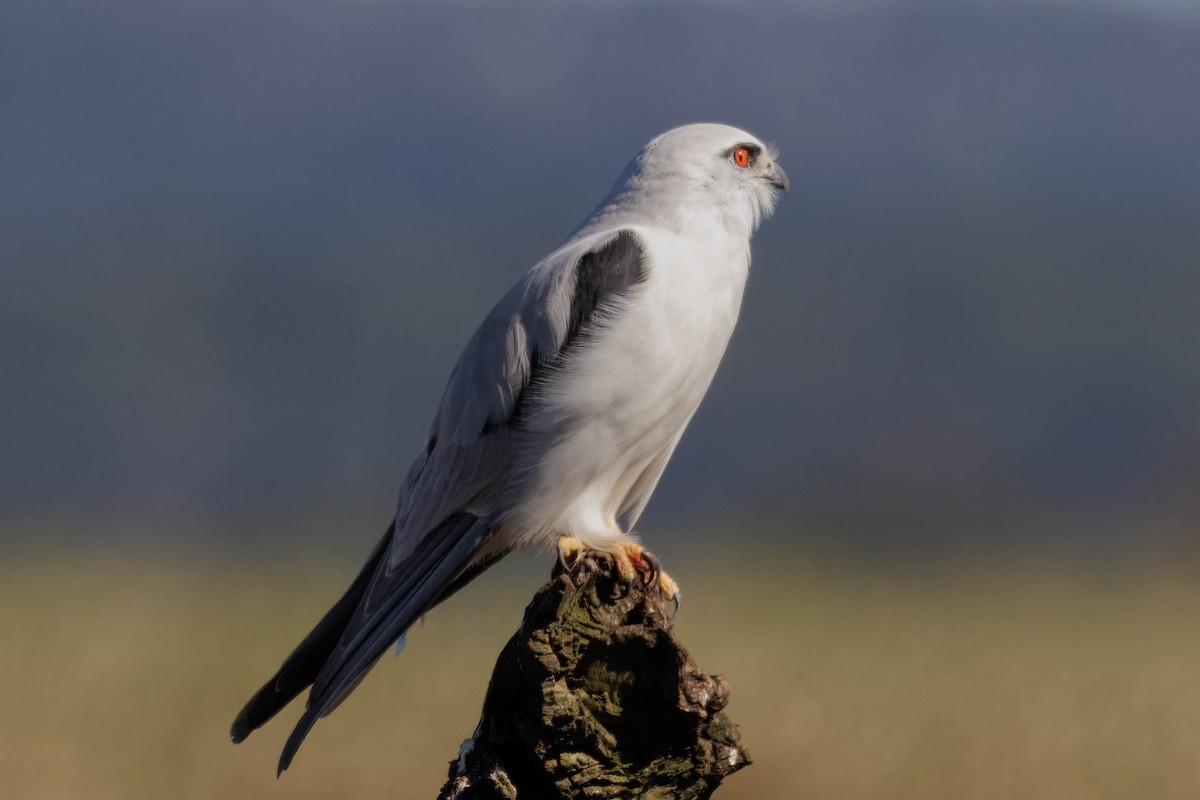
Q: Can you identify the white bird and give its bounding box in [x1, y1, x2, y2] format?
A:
[230, 123, 788, 774]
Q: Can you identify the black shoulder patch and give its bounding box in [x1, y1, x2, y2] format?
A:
[564, 229, 648, 347]
[503, 230, 647, 431]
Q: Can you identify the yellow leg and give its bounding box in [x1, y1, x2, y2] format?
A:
[555, 535, 586, 570]
[557, 536, 679, 603]
[610, 542, 680, 603]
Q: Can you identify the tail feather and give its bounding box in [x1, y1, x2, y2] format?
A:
[276, 514, 488, 775]
[229, 524, 394, 744]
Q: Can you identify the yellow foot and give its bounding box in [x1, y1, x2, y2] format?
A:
[555, 535, 586, 570]
[556, 536, 680, 608]
[610, 542, 680, 605]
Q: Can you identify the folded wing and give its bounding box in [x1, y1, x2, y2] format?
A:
[229, 229, 649, 774]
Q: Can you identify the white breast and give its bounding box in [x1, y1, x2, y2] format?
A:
[503, 225, 750, 551]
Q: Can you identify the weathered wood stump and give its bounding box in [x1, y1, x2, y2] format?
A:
[437, 551, 750, 799]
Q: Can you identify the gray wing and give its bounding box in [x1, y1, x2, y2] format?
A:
[264, 228, 649, 774]
[395, 226, 648, 542]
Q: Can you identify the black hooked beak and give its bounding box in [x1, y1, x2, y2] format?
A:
[767, 162, 790, 198]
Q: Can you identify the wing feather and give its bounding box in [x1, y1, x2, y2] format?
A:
[260, 228, 651, 771]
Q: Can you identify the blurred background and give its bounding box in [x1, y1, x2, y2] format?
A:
[2, 0, 1198, 798]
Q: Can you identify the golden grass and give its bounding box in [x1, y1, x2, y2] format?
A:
[1, 544, 1198, 799]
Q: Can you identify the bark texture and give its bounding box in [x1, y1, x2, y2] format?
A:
[437, 551, 749, 799]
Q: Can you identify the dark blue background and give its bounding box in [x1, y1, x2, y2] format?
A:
[4, 0, 1197, 554]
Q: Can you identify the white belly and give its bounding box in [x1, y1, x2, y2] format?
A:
[503, 226, 750, 550]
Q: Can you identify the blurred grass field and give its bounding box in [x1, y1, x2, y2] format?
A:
[1, 540, 1198, 799]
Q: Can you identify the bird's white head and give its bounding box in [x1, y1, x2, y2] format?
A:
[586, 123, 788, 241]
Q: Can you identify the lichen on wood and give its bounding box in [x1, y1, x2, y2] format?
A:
[437, 551, 750, 799]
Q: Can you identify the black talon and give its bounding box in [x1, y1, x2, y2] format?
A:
[618, 570, 635, 598]
[641, 549, 662, 591]
[557, 540, 586, 575]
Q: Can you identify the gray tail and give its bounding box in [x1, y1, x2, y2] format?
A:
[228, 523, 393, 745]
[275, 513, 490, 775]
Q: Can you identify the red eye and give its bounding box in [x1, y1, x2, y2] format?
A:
[733, 147, 751, 168]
